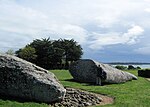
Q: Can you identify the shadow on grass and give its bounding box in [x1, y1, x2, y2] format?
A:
[0, 94, 30, 103]
[64, 79, 115, 86]
[0, 94, 48, 104]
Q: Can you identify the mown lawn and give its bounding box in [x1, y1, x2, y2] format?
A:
[0, 70, 150, 107]
[51, 70, 150, 107]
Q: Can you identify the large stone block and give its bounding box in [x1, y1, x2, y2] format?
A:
[0, 54, 66, 103]
[69, 59, 137, 84]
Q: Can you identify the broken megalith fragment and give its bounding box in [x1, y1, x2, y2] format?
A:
[69, 59, 137, 84]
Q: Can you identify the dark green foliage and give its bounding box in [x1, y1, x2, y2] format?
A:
[128, 65, 135, 70]
[28, 38, 54, 69]
[16, 46, 37, 63]
[136, 66, 141, 69]
[16, 38, 83, 69]
[115, 65, 141, 70]
[53, 39, 83, 69]
[115, 65, 127, 70]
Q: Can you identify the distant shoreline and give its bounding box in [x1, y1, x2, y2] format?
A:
[105, 62, 150, 65]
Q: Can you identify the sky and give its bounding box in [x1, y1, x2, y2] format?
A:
[0, 0, 150, 62]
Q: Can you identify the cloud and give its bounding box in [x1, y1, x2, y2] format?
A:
[89, 25, 144, 50]
[38, 24, 87, 44]
[144, 8, 150, 13]
[0, 0, 150, 62]
[0, 0, 88, 50]
[0, 0, 48, 35]
[135, 45, 150, 55]
[123, 25, 144, 44]
[0, 0, 50, 50]
[145, 8, 150, 12]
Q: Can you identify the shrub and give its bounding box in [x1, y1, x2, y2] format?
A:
[128, 65, 135, 70]
[115, 65, 127, 70]
[136, 66, 141, 69]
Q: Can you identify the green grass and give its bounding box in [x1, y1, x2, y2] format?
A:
[0, 70, 150, 107]
[51, 70, 150, 107]
[0, 100, 47, 107]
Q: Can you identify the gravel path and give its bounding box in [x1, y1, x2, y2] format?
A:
[51, 87, 114, 107]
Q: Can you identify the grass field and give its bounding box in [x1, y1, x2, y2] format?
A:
[0, 70, 150, 107]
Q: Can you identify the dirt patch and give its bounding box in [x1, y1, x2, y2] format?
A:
[50, 87, 114, 107]
[96, 94, 114, 106]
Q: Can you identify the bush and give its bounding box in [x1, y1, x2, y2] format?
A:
[128, 65, 135, 70]
[115, 65, 127, 70]
[136, 66, 141, 69]
[16, 46, 37, 63]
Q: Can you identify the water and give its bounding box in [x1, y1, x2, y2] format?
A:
[110, 64, 150, 69]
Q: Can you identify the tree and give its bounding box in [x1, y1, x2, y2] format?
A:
[16, 46, 37, 62]
[53, 39, 83, 69]
[29, 38, 54, 69]
[51, 47, 64, 69]
[5, 49, 15, 55]
[16, 37, 83, 69]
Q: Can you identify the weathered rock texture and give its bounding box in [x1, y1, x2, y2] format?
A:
[138, 69, 150, 78]
[69, 59, 137, 84]
[51, 87, 114, 107]
[0, 54, 66, 103]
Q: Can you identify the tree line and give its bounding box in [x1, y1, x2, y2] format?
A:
[15, 38, 83, 69]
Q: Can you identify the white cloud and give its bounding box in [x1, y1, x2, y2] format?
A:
[0, 0, 48, 35]
[38, 24, 87, 44]
[0, 0, 149, 60]
[89, 25, 144, 50]
[145, 8, 150, 12]
[0, 0, 88, 49]
[123, 25, 144, 44]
